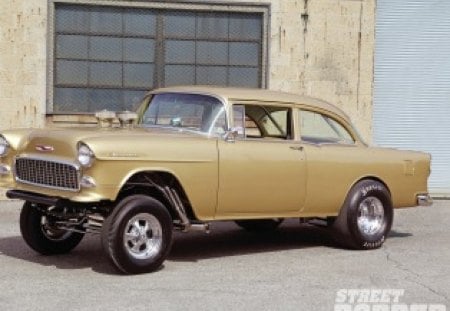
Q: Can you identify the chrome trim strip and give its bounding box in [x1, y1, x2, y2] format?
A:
[13, 155, 81, 192]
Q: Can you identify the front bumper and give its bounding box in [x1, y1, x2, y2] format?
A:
[5, 189, 110, 207]
[6, 189, 59, 205]
[417, 193, 433, 206]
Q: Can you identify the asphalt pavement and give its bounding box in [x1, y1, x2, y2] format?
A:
[0, 199, 449, 310]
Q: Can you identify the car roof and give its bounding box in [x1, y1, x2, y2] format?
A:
[150, 85, 350, 121]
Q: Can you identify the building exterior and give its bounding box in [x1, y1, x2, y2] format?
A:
[0, 0, 377, 198]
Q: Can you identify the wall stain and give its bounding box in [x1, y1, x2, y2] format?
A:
[302, 0, 309, 78]
[301, 0, 309, 33]
[356, 1, 363, 110]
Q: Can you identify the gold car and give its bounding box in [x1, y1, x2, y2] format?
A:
[0, 86, 432, 274]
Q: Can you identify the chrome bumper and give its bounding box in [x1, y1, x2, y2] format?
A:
[417, 194, 433, 206]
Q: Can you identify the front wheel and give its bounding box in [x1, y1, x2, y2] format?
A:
[20, 202, 84, 255]
[101, 195, 173, 274]
[331, 180, 393, 250]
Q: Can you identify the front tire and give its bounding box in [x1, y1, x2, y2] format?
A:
[331, 180, 393, 250]
[101, 195, 173, 274]
[20, 202, 84, 255]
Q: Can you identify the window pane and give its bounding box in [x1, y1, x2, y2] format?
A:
[142, 93, 223, 132]
[124, 64, 154, 88]
[232, 105, 245, 137]
[124, 9, 156, 36]
[196, 41, 228, 65]
[90, 8, 123, 34]
[299, 110, 354, 144]
[56, 35, 88, 59]
[264, 109, 288, 136]
[196, 13, 228, 39]
[229, 42, 259, 66]
[54, 88, 89, 112]
[90, 37, 122, 61]
[165, 65, 195, 86]
[53, 5, 264, 113]
[90, 62, 122, 87]
[165, 40, 195, 64]
[327, 117, 354, 143]
[229, 14, 262, 40]
[56, 60, 88, 85]
[244, 105, 288, 138]
[164, 13, 196, 37]
[124, 38, 154, 62]
[196, 66, 227, 85]
[56, 6, 89, 33]
[229, 68, 259, 87]
[244, 115, 262, 137]
[300, 111, 335, 139]
[88, 89, 123, 111]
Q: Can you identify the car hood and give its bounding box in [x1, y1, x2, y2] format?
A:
[2, 127, 215, 159]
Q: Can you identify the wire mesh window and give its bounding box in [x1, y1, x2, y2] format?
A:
[52, 3, 264, 113]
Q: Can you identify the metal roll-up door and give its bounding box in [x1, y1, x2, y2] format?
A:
[374, 0, 450, 196]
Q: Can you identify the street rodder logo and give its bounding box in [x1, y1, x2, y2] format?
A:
[335, 289, 447, 311]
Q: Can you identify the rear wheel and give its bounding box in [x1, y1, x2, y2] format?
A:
[235, 219, 284, 232]
[331, 180, 393, 249]
[20, 202, 84, 255]
[101, 195, 173, 274]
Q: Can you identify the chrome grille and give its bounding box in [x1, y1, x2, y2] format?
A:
[15, 158, 80, 191]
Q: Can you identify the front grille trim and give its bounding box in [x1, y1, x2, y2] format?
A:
[14, 156, 81, 192]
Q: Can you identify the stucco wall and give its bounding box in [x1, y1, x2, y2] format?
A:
[0, 0, 376, 198]
[266, 0, 376, 141]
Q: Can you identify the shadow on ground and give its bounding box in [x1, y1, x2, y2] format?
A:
[0, 219, 412, 274]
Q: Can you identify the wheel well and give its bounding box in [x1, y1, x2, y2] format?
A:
[116, 171, 197, 221]
[330, 176, 392, 225]
[353, 176, 391, 197]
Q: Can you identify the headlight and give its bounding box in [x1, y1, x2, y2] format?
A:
[0, 135, 9, 157]
[77, 143, 95, 167]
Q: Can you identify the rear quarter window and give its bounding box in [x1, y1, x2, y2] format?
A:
[299, 110, 354, 144]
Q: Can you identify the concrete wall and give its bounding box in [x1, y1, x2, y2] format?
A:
[0, 0, 47, 130]
[266, 0, 376, 141]
[0, 0, 376, 196]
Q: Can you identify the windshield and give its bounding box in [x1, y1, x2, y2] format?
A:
[139, 93, 226, 135]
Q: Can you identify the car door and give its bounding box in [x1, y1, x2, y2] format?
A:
[297, 109, 361, 215]
[216, 102, 307, 216]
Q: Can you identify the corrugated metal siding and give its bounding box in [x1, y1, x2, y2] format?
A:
[374, 0, 450, 195]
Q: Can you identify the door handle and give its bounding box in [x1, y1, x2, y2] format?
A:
[289, 146, 304, 151]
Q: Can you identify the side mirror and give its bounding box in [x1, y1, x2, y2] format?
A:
[223, 128, 240, 142]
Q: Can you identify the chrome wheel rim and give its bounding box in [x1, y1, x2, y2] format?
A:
[123, 213, 163, 260]
[357, 196, 385, 236]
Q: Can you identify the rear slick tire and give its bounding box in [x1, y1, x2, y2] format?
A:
[331, 180, 393, 250]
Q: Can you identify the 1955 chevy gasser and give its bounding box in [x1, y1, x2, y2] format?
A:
[0, 86, 432, 274]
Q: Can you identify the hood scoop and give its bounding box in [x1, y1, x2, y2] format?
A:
[95, 110, 138, 128]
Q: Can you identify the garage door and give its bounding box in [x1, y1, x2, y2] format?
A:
[373, 0, 450, 196]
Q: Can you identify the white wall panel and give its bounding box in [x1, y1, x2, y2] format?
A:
[374, 0, 450, 195]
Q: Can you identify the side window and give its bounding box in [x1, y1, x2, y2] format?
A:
[299, 110, 354, 144]
[232, 104, 290, 139]
[232, 105, 246, 137]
